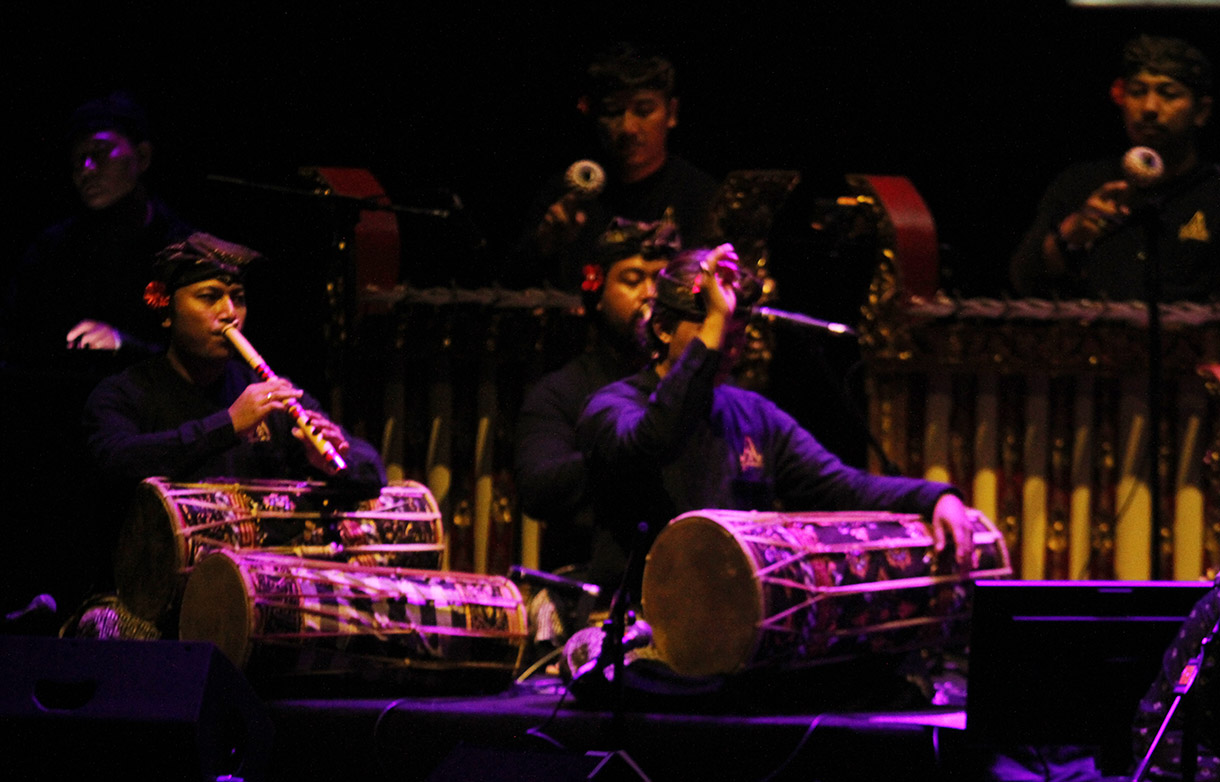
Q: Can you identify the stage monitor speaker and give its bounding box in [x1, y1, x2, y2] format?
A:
[967, 580, 1212, 774]
[0, 636, 273, 781]
[426, 744, 650, 782]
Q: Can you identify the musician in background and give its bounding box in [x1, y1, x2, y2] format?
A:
[506, 41, 720, 290]
[515, 217, 680, 574]
[576, 245, 974, 600]
[83, 232, 385, 494]
[1, 93, 195, 619]
[4, 91, 194, 363]
[1010, 34, 1218, 302]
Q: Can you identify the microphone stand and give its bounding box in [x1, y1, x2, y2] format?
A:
[771, 318, 902, 476]
[604, 523, 648, 741]
[561, 523, 654, 781]
[205, 174, 452, 219]
[206, 173, 456, 420]
[573, 522, 650, 739]
[1131, 581, 1219, 782]
[1120, 162, 1218, 579]
[1134, 195, 1164, 580]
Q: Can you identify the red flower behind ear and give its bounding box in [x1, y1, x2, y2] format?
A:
[143, 281, 170, 309]
[581, 264, 604, 293]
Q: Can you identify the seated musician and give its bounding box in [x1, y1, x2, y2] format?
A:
[4, 91, 194, 363]
[83, 232, 385, 493]
[71, 233, 380, 634]
[575, 245, 974, 602]
[76, 234, 385, 617]
[515, 216, 680, 574]
[1010, 34, 1217, 302]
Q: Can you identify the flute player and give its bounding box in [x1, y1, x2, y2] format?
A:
[81, 233, 385, 592]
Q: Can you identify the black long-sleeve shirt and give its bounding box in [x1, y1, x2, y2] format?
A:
[1010, 159, 1220, 302]
[576, 338, 953, 595]
[83, 355, 385, 496]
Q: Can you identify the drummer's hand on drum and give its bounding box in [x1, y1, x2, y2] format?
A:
[228, 378, 302, 438]
[930, 493, 974, 573]
[294, 409, 351, 476]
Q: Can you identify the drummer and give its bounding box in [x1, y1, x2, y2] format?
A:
[80, 233, 385, 593]
[575, 244, 974, 602]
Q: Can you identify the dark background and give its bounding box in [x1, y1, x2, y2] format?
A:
[3, 0, 1218, 618]
[7, 1, 1218, 298]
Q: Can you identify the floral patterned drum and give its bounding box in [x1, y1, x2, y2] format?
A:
[641, 509, 1011, 676]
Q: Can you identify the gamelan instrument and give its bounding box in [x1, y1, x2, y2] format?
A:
[179, 550, 528, 689]
[221, 323, 347, 473]
[641, 509, 1011, 677]
[114, 478, 443, 623]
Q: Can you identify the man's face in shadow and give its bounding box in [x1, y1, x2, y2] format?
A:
[594, 89, 678, 182]
[71, 129, 150, 210]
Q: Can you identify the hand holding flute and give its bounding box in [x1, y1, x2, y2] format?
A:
[221, 324, 348, 474]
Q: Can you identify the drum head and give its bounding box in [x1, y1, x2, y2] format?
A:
[179, 551, 256, 670]
[642, 516, 763, 677]
[114, 480, 188, 622]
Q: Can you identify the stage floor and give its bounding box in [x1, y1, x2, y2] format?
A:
[3, 635, 1142, 781]
[263, 674, 977, 782]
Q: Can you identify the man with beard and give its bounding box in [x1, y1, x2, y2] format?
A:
[1010, 34, 1217, 302]
[507, 42, 720, 290]
[576, 246, 974, 603]
[514, 217, 679, 574]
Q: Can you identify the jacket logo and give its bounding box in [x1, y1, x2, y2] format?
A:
[1179, 211, 1209, 243]
[739, 436, 763, 471]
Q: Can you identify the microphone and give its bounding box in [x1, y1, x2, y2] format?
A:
[564, 160, 606, 198]
[743, 305, 858, 337]
[568, 618, 654, 684]
[1122, 146, 1165, 188]
[5, 594, 56, 624]
[508, 565, 601, 599]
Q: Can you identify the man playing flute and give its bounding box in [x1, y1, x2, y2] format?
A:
[78, 233, 385, 608]
[84, 232, 384, 491]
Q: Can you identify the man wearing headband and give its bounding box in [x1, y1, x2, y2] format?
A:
[576, 245, 975, 601]
[515, 217, 680, 575]
[507, 42, 720, 290]
[83, 232, 385, 493]
[4, 91, 194, 361]
[1011, 34, 1217, 301]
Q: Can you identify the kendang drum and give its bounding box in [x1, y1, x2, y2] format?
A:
[641, 509, 1011, 677]
[114, 478, 444, 623]
[178, 550, 528, 691]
